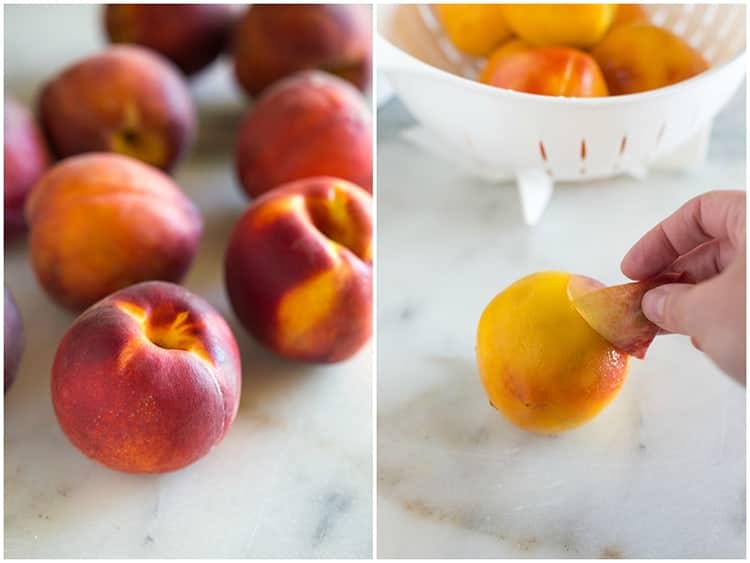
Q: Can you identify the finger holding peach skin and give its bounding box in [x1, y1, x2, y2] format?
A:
[225, 177, 372, 363]
[26, 153, 202, 311]
[52, 281, 242, 474]
[235, 70, 372, 198]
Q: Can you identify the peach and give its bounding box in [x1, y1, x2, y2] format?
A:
[591, 23, 709, 95]
[568, 272, 686, 359]
[52, 281, 241, 473]
[501, 4, 616, 48]
[4, 97, 50, 240]
[612, 4, 649, 27]
[26, 153, 202, 311]
[235, 70, 372, 198]
[436, 4, 513, 57]
[104, 4, 237, 77]
[5, 288, 24, 393]
[39, 45, 195, 172]
[480, 47, 609, 97]
[477, 272, 630, 433]
[225, 177, 372, 363]
[232, 4, 372, 97]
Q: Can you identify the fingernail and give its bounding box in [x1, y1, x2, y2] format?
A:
[642, 288, 667, 323]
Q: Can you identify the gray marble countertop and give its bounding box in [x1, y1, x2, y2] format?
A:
[4, 5, 372, 558]
[376, 86, 746, 558]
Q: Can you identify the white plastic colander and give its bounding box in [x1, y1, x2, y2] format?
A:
[377, 4, 746, 224]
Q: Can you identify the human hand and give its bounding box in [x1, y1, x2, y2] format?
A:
[621, 190, 746, 384]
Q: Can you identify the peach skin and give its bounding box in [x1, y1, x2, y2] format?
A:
[225, 176, 372, 363]
[26, 153, 202, 311]
[232, 4, 372, 96]
[592, 23, 709, 95]
[436, 4, 513, 57]
[480, 47, 609, 97]
[5, 97, 50, 240]
[235, 70, 372, 198]
[477, 272, 630, 434]
[39, 45, 195, 171]
[612, 4, 649, 27]
[52, 281, 242, 473]
[501, 4, 616, 48]
[104, 4, 237, 76]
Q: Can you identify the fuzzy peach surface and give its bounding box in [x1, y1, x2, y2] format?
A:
[52, 281, 241, 473]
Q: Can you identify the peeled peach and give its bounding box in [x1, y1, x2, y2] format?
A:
[39, 45, 195, 171]
[612, 4, 649, 27]
[232, 4, 372, 97]
[52, 281, 241, 473]
[436, 4, 513, 56]
[26, 153, 202, 311]
[501, 4, 616, 48]
[235, 70, 372, 198]
[480, 47, 609, 97]
[477, 272, 629, 433]
[592, 23, 709, 95]
[225, 177, 372, 363]
[104, 4, 237, 76]
[4, 97, 50, 240]
[5, 288, 24, 393]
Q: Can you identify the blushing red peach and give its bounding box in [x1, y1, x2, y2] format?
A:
[232, 4, 372, 97]
[39, 45, 195, 172]
[480, 47, 609, 97]
[5, 288, 24, 393]
[52, 281, 241, 473]
[591, 23, 709, 95]
[26, 153, 202, 311]
[104, 4, 238, 76]
[4, 97, 50, 240]
[225, 177, 372, 363]
[235, 70, 372, 198]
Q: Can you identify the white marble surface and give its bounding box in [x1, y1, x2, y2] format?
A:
[376, 88, 746, 557]
[4, 5, 372, 558]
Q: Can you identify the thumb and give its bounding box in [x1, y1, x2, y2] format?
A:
[641, 283, 701, 336]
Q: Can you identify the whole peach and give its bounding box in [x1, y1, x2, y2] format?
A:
[5, 288, 24, 393]
[235, 70, 372, 198]
[52, 281, 241, 473]
[104, 4, 237, 76]
[225, 177, 372, 363]
[26, 153, 202, 311]
[592, 23, 709, 95]
[39, 45, 195, 172]
[232, 4, 372, 97]
[4, 97, 50, 240]
[436, 4, 513, 57]
[481, 47, 609, 97]
[501, 4, 616, 48]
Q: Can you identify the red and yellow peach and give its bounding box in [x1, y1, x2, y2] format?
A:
[232, 4, 372, 96]
[52, 281, 241, 473]
[4, 97, 50, 240]
[26, 153, 202, 311]
[39, 45, 195, 172]
[104, 4, 238, 77]
[225, 176, 372, 363]
[235, 70, 372, 199]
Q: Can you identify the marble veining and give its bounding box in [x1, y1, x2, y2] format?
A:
[377, 89, 746, 558]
